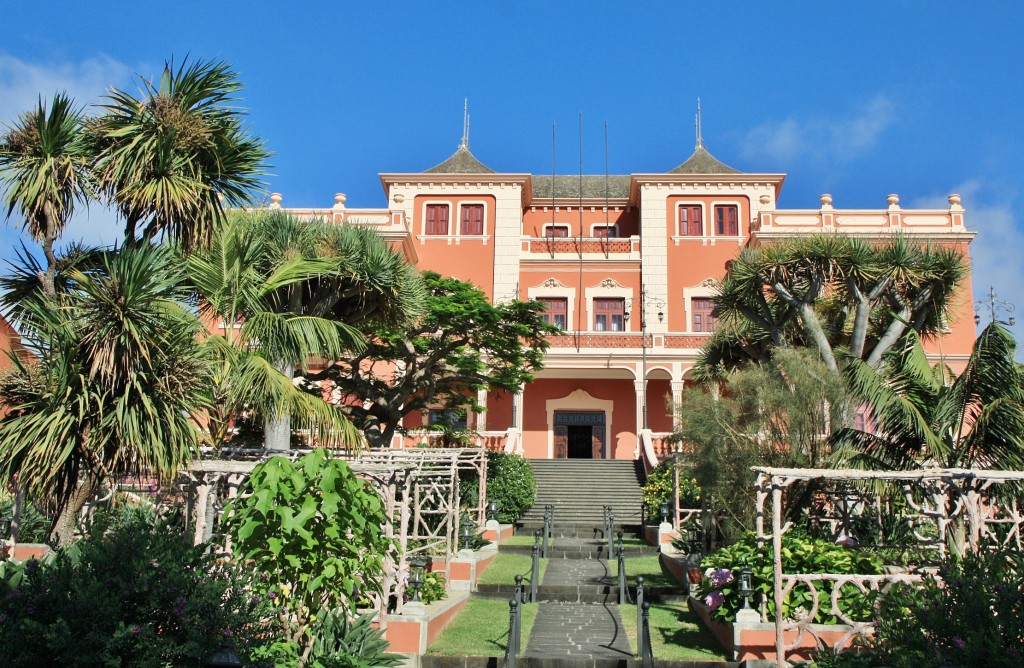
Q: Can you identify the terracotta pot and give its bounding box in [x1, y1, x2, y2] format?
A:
[688, 567, 703, 584]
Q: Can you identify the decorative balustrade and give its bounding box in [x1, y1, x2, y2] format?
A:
[526, 236, 638, 255]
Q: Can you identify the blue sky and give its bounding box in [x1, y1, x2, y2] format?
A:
[2, 1, 1023, 326]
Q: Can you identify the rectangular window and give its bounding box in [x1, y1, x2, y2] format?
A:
[538, 297, 568, 330]
[691, 297, 718, 333]
[544, 225, 570, 238]
[593, 298, 625, 332]
[715, 205, 738, 236]
[429, 409, 467, 430]
[460, 204, 484, 235]
[592, 225, 617, 238]
[679, 205, 703, 236]
[425, 204, 450, 235]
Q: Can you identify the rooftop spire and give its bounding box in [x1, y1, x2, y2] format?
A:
[695, 98, 704, 150]
[460, 98, 470, 149]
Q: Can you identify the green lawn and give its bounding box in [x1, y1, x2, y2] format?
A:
[476, 553, 549, 586]
[501, 533, 544, 546]
[623, 554, 682, 589]
[427, 597, 540, 655]
[620, 600, 728, 661]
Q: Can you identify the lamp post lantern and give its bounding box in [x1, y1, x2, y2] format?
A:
[408, 556, 427, 602]
[626, 286, 666, 431]
[738, 566, 754, 610]
[975, 286, 1015, 327]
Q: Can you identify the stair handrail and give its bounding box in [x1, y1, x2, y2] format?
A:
[639, 428, 659, 475]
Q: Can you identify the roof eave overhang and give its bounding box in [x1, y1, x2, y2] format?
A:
[629, 173, 787, 200]
[379, 172, 533, 207]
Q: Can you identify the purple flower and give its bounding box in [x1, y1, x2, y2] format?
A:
[268, 592, 277, 600]
[131, 625, 141, 635]
[710, 569, 734, 587]
[704, 591, 725, 610]
[952, 636, 965, 649]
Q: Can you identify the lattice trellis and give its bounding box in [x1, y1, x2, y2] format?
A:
[181, 447, 488, 622]
[752, 467, 1024, 667]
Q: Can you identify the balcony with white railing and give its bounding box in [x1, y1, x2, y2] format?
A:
[545, 331, 712, 350]
[753, 192, 974, 241]
[523, 235, 642, 260]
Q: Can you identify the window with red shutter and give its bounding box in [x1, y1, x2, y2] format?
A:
[426, 204, 450, 235]
[460, 204, 484, 235]
[592, 225, 617, 238]
[538, 297, 568, 330]
[679, 205, 703, 236]
[545, 225, 570, 238]
[714, 205, 738, 236]
[691, 297, 718, 332]
[593, 298, 625, 332]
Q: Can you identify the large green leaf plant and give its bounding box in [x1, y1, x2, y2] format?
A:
[222, 449, 395, 666]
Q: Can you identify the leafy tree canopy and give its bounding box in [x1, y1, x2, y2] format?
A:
[697, 234, 967, 380]
[315, 271, 555, 448]
[830, 322, 1024, 472]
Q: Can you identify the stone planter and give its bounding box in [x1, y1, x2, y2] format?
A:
[689, 597, 871, 664]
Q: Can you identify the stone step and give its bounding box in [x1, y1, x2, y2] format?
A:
[474, 583, 686, 604]
[498, 544, 659, 560]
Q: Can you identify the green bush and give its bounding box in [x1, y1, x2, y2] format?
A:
[222, 449, 395, 661]
[814, 546, 1024, 668]
[420, 570, 448, 605]
[699, 531, 882, 624]
[309, 609, 402, 668]
[0, 506, 271, 667]
[482, 452, 535, 523]
[641, 460, 701, 515]
[0, 492, 50, 544]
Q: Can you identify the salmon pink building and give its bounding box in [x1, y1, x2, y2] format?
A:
[274, 133, 976, 462]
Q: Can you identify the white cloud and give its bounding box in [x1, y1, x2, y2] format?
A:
[0, 53, 134, 262]
[910, 182, 1024, 339]
[0, 52, 132, 124]
[741, 95, 896, 165]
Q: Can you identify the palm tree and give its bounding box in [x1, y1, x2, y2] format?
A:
[185, 210, 424, 450]
[0, 243, 209, 546]
[830, 323, 1024, 472]
[90, 58, 269, 248]
[0, 93, 93, 295]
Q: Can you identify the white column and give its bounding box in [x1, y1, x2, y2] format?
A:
[476, 389, 488, 432]
[670, 379, 685, 431]
[633, 379, 646, 458]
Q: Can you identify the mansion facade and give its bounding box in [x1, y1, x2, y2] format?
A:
[273, 137, 977, 461]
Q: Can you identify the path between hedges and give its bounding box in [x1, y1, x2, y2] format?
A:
[523, 539, 633, 659]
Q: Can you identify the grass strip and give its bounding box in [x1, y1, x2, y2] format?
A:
[623, 554, 682, 589]
[427, 597, 540, 656]
[620, 600, 728, 661]
[477, 553, 549, 585]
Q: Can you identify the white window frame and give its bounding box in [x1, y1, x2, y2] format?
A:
[541, 223, 572, 238]
[584, 281, 634, 333]
[589, 223, 619, 238]
[456, 200, 489, 237]
[528, 281, 577, 331]
[420, 200, 452, 238]
[671, 201, 707, 246]
[711, 200, 742, 238]
[683, 282, 719, 334]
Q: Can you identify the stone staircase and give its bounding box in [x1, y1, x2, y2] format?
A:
[518, 459, 646, 534]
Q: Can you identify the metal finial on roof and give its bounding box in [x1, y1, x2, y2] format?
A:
[460, 98, 470, 149]
[695, 98, 704, 150]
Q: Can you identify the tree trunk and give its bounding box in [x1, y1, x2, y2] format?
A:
[264, 361, 295, 450]
[48, 476, 99, 549]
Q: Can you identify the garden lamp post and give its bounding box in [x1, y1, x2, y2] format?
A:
[686, 524, 701, 555]
[487, 499, 499, 522]
[659, 502, 670, 525]
[738, 566, 753, 610]
[461, 523, 473, 550]
[203, 645, 242, 668]
[626, 287, 666, 430]
[408, 556, 427, 602]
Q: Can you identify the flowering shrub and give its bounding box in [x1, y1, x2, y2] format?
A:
[641, 460, 701, 518]
[420, 570, 448, 605]
[699, 531, 882, 624]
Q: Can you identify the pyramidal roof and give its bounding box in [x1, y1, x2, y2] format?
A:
[668, 142, 742, 175]
[423, 143, 495, 174]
